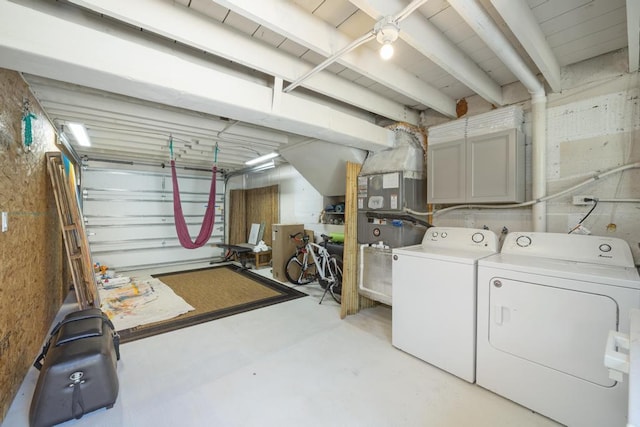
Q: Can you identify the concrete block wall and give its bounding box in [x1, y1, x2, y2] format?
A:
[433, 72, 640, 264]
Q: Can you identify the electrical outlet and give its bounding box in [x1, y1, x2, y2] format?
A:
[572, 195, 595, 205]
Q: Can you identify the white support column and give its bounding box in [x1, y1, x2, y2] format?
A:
[531, 94, 547, 232]
[627, 0, 640, 73]
[272, 77, 283, 112]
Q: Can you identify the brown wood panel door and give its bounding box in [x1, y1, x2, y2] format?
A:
[228, 189, 246, 245]
[229, 185, 279, 246]
[245, 185, 278, 246]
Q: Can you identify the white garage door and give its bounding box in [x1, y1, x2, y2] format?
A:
[81, 160, 225, 271]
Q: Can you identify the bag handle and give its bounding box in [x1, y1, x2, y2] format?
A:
[33, 310, 119, 370]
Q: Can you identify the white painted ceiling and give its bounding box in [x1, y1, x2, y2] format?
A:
[1, 0, 637, 172]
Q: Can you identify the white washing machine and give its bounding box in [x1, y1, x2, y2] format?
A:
[392, 226, 499, 382]
[476, 232, 640, 427]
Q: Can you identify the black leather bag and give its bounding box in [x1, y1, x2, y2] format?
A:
[30, 308, 120, 427]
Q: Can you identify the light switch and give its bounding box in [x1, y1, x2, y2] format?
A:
[2, 212, 7, 232]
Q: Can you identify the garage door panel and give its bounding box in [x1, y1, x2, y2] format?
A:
[95, 246, 224, 269]
[82, 161, 225, 270]
[88, 223, 224, 243]
[83, 199, 223, 217]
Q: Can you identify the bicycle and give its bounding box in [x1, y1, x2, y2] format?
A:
[285, 232, 343, 305]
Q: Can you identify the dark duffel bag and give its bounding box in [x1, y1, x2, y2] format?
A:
[30, 308, 120, 427]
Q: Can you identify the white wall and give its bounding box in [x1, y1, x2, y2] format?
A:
[433, 72, 640, 263]
[225, 164, 344, 242]
[228, 68, 640, 264]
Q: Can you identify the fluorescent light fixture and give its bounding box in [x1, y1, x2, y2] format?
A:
[67, 122, 91, 147]
[250, 160, 275, 172]
[245, 151, 279, 166]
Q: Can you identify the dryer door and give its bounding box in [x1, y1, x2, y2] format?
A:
[488, 277, 617, 387]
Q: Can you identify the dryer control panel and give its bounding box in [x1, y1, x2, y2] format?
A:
[501, 232, 636, 268]
[421, 227, 498, 252]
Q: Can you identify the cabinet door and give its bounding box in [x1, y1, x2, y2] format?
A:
[467, 129, 524, 203]
[427, 139, 466, 204]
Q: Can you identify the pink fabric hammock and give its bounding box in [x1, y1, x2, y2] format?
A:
[171, 160, 217, 249]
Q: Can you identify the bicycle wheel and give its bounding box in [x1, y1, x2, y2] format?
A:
[285, 252, 317, 285]
[328, 255, 343, 304]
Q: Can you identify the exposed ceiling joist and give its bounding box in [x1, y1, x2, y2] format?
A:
[67, 0, 419, 124]
[447, 0, 544, 97]
[212, 0, 457, 117]
[491, 0, 562, 92]
[27, 77, 290, 145]
[349, 0, 503, 106]
[0, 1, 394, 155]
[0, 0, 632, 172]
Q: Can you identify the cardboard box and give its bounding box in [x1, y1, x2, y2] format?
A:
[271, 224, 304, 282]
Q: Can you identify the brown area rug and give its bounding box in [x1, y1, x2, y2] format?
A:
[118, 265, 306, 343]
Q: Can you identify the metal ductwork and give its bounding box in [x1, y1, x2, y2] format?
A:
[279, 139, 368, 196]
[357, 125, 429, 247]
[356, 125, 431, 305]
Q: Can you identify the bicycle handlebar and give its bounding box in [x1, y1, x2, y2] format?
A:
[289, 232, 333, 248]
[289, 232, 310, 246]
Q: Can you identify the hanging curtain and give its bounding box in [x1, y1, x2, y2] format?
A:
[171, 160, 217, 249]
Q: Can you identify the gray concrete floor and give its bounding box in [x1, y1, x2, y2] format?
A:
[3, 263, 560, 427]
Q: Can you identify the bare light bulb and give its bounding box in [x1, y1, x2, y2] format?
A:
[380, 42, 394, 60]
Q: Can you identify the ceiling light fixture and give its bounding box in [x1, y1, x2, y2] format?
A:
[67, 122, 91, 147]
[250, 159, 276, 172]
[282, 0, 426, 92]
[244, 151, 279, 166]
[375, 18, 400, 61]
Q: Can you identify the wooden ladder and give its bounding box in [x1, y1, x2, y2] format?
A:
[46, 152, 99, 309]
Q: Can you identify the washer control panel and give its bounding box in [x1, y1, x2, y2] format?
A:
[501, 232, 636, 268]
[472, 232, 485, 243]
[516, 235, 531, 247]
[422, 227, 498, 252]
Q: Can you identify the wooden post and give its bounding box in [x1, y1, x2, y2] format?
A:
[340, 161, 376, 318]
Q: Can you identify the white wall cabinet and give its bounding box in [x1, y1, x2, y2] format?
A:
[428, 129, 524, 204]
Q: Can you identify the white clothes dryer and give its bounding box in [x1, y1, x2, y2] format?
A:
[392, 227, 498, 383]
[476, 232, 640, 427]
